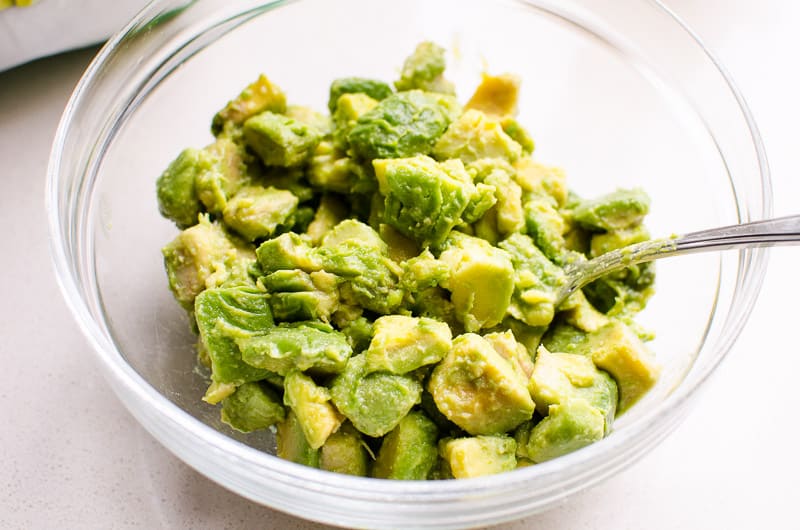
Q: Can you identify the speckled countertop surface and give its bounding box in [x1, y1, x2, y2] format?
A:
[3, 1, 799, 528]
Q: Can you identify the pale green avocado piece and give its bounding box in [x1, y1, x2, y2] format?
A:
[348, 90, 460, 160]
[428, 334, 534, 435]
[320, 423, 369, 476]
[528, 346, 618, 433]
[439, 435, 517, 479]
[500, 116, 535, 155]
[379, 223, 420, 262]
[332, 93, 379, 150]
[306, 195, 348, 244]
[483, 330, 534, 380]
[513, 157, 568, 207]
[498, 233, 566, 328]
[541, 322, 590, 355]
[470, 160, 524, 238]
[285, 104, 332, 135]
[374, 155, 476, 248]
[321, 219, 387, 253]
[371, 411, 439, 480]
[465, 73, 521, 118]
[269, 290, 340, 323]
[515, 399, 605, 463]
[156, 147, 207, 228]
[277, 409, 320, 468]
[364, 315, 452, 374]
[283, 371, 344, 449]
[439, 232, 515, 332]
[222, 185, 299, 241]
[559, 289, 610, 333]
[307, 141, 376, 194]
[572, 188, 650, 232]
[462, 182, 498, 225]
[394, 41, 455, 95]
[339, 315, 374, 353]
[162, 215, 254, 311]
[195, 138, 249, 215]
[212, 74, 287, 135]
[328, 77, 394, 113]
[220, 381, 285, 433]
[433, 109, 523, 164]
[194, 286, 275, 385]
[260, 269, 316, 292]
[243, 111, 322, 167]
[256, 232, 320, 274]
[589, 321, 660, 413]
[237, 322, 352, 376]
[590, 224, 651, 258]
[400, 249, 449, 291]
[330, 353, 422, 438]
[524, 195, 568, 263]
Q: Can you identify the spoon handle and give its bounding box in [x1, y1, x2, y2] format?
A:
[557, 214, 800, 305]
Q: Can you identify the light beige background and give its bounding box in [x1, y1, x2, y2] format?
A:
[2, 1, 798, 528]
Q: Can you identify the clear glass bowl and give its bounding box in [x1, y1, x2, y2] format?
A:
[47, 0, 771, 528]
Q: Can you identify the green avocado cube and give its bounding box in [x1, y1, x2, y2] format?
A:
[524, 195, 568, 263]
[501, 116, 535, 154]
[212, 74, 287, 135]
[243, 111, 322, 167]
[260, 269, 316, 292]
[348, 90, 460, 160]
[285, 104, 331, 135]
[394, 41, 455, 95]
[439, 435, 517, 479]
[320, 423, 369, 476]
[306, 195, 349, 244]
[373, 155, 475, 248]
[439, 233, 515, 332]
[321, 219, 387, 253]
[328, 77, 394, 113]
[256, 232, 320, 274]
[482, 162, 524, 236]
[283, 371, 344, 449]
[156, 147, 208, 228]
[237, 322, 352, 376]
[220, 381, 285, 433]
[307, 141, 376, 194]
[372, 411, 439, 480]
[590, 224, 651, 258]
[364, 315, 452, 374]
[513, 158, 568, 207]
[516, 399, 605, 463]
[330, 353, 422, 438]
[483, 330, 534, 381]
[428, 334, 534, 435]
[332, 93, 379, 150]
[400, 250, 450, 291]
[194, 138, 249, 215]
[572, 188, 651, 231]
[433, 109, 523, 164]
[194, 286, 275, 385]
[222, 185, 299, 241]
[277, 409, 320, 468]
[269, 291, 339, 323]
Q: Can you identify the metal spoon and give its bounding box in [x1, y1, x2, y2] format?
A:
[555, 214, 800, 306]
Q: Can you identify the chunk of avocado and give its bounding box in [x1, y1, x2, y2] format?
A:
[332, 93, 379, 150]
[256, 232, 320, 274]
[243, 111, 322, 167]
[222, 185, 299, 241]
[433, 109, 523, 164]
[321, 219, 387, 253]
[572, 188, 651, 232]
[307, 140, 376, 194]
[283, 371, 344, 449]
[220, 381, 285, 432]
[328, 77, 394, 113]
[372, 411, 439, 480]
[440, 435, 517, 479]
[512, 157, 568, 207]
[277, 409, 320, 468]
[483, 330, 534, 380]
[320, 423, 369, 476]
[156, 147, 208, 228]
[429, 334, 534, 435]
[394, 41, 455, 95]
[500, 116, 535, 155]
[330, 353, 422, 438]
[465, 73, 521, 118]
[212, 74, 287, 135]
[195, 138, 249, 214]
[515, 399, 605, 463]
[364, 315, 452, 374]
[306, 195, 348, 245]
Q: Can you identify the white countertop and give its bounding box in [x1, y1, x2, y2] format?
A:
[3, 1, 799, 528]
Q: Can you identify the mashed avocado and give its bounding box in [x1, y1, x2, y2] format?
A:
[156, 41, 659, 480]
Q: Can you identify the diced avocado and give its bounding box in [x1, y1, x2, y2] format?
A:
[408, 287, 461, 333]
[439, 233, 515, 332]
[498, 234, 566, 327]
[364, 315, 452, 374]
[475, 161, 524, 236]
[277, 409, 320, 468]
[500, 116, 535, 155]
[202, 380, 236, 405]
[374, 155, 476, 248]
[220, 381, 285, 432]
[212, 74, 287, 134]
[524, 195, 568, 262]
[256, 232, 320, 274]
[348, 90, 460, 160]
[394, 41, 455, 94]
[433, 109, 523, 164]
[462, 183, 498, 224]
[572, 188, 651, 232]
[260, 269, 316, 292]
[162, 216, 254, 310]
[513, 158, 568, 207]
[541, 322, 589, 355]
[583, 265, 655, 316]
[503, 317, 547, 354]
[589, 321, 660, 412]
[429, 334, 534, 435]
[194, 286, 275, 385]
[483, 330, 534, 380]
[321, 219, 387, 253]
[156, 147, 207, 228]
[283, 371, 344, 449]
[332, 93, 379, 150]
[400, 249, 449, 291]
[306, 195, 349, 244]
[243, 111, 322, 167]
[330, 353, 422, 437]
[195, 138, 249, 214]
[237, 322, 352, 376]
[328, 77, 394, 113]
[269, 290, 339, 323]
[379, 224, 420, 262]
[465, 73, 521, 117]
[339, 315, 374, 353]
[285, 104, 331, 135]
[440, 435, 517, 479]
[222, 185, 299, 241]
[371, 411, 439, 480]
[559, 290, 610, 333]
[590, 224, 651, 258]
[515, 399, 605, 463]
[320, 423, 369, 476]
[307, 140, 376, 193]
